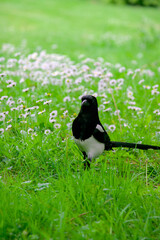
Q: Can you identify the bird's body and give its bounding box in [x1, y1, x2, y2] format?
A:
[74, 124, 105, 160]
[72, 95, 160, 168]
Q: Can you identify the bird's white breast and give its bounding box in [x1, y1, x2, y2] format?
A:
[74, 135, 105, 160]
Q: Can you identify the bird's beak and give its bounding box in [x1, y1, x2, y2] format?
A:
[81, 99, 87, 105]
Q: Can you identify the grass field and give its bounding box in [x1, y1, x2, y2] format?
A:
[0, 0, 160, 239]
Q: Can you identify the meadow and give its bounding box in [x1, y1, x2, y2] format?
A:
[0, 0, 160, 239]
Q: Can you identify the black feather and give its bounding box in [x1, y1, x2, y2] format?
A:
[111, 141, 160, 150]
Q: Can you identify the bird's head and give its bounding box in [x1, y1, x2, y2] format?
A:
[81, 95, 98, 114]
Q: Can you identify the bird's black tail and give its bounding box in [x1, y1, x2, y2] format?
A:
[111, 141, 160, 150]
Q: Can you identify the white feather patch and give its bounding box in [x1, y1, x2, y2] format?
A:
[96, 124, 104, 132]
[74, 135, 105, 160]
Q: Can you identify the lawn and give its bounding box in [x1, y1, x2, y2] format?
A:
[0, 0, 160, 239]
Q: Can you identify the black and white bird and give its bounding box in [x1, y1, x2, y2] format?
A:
[72, 95, 160, 168]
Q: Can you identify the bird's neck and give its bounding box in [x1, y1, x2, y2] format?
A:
[79, 109, 99, 123]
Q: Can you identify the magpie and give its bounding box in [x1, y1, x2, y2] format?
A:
[72, 95, 160, 168]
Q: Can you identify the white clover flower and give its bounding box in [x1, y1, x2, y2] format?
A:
[45, 93, 51, 96]
[143, 85, 151, 89]
[17, 98, 25, 104]
[124, 123, 130, 128]
[153, 109, 159, 115]
[128, 106, 142, 111]
[153, 85, 159, 89]
[54, 123, 61, 129]
[98, 80, 107, 92]
[6, 124, 12, 130]
[20, 78, 25, 83]
[0, 113, 5, 121]
[22, 88, 29, 92]
[31, 106, 39, 110]
[98, 104, 105, 111]
[36, 99, 44, 103]
[127, 90, 134, 100]
[28, 128, 34, 134]
[24, 108, 31, 112]
[103, 101, 110, 105]
[50, 110, 57, 118]
[0, 128, 4, 134]
[38, 109, 46, 115]
[11, 107, 18, 111]
[0, 96, 8, 100]
[23, 112, 31, 118]
[119, 67, 125, 73]
[101, 93, 107, 98]
[7, 100, 15, 107]
[107, 88, 113, 94]
[8, 97, 13, 101]
[103, 108, 112, 112]
[128, 101, 136, 105]
[6, 80, 13, 84]
[135, 68, 140, 73]
[141, 69, 154, 77]
[63, 96, 71, 102]
[63, 110, 68, 117]
[31, 132, 38, 140]
[44, 129, 51, 135]
[115, 86, 122, 91]
[20, 130, 27, 135]
[17, 105, 24, 110]
[44, 100, 52, 105]
[137, 110, 144, 114]
[82, 65, 90, 72]
[138, 79, 144, 85]
[20, 120, 27, 124]
[151, 89, 159, 95]
[127, 70, 133, 76]
[3, 111, 9, 115]
[93, 93, 98, 98]
[117, 78, 124, 87]
[65, 78, 72, 86]
[108, 125, 116, 132]
[28, 52, 38, 60]
[7, 82, 16, 88]
[0, 57, 5, 62]
[75, 78, 82, 84]
[49, 116, 56, 123]
[114, 110, 120, 116]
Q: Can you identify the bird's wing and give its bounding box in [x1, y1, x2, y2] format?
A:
[93, 124, 112, 150]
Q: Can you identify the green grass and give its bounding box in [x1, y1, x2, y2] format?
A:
[0, 0, 160, 239]
[0, 0, 160, 64]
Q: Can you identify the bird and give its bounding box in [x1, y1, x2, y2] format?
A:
[72, 95, 160, 168]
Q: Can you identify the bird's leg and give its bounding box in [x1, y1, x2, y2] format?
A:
[83, 152, 91, 170]
[84, 160, 91, 170]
